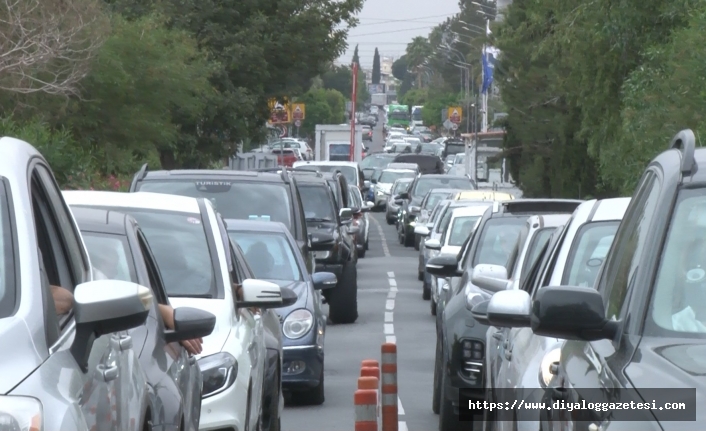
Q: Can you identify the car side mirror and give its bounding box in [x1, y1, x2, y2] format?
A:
[471, 264, 511, 293]
[426, 254, 461, 277]
[470, 299, 492, 326]
[310, 232, 335, 251]
[312, 272, 337, 290]
[237, 279, 293, 309]
[485, 289, 532, 328]
[414, 226, 430, 236]
[531, 286, 618, 341]
[165, 307, 217, 344]
[71, 280, 152, 372]
[424, 238, 441, 250]
[398, 192, 410, 199]
[365, 201, 374, 209]
[339, 208, 353, 225]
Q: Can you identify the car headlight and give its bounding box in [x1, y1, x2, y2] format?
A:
[283, 309, 314, 339]
[539, 347, 561, 387]
[199, 352, 238, 398]
[466, 291, 484, 311]
[0, 396, 42, 431]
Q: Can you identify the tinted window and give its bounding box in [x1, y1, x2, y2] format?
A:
[437, 205, 456, 233]
[392, 180, 412, 194]
[329, 144, 350, 157]
[229, 231, 302, 281]
[348, 186, 362, 208]
[0, 181, 15, 318]
[390, 111, 409, 120]
[449, 216, 480, 246]
[136, 180, 293, 230]
[412, 177, 472, 197]
[379, 171, 415, 184]
[302, 165, 358, 186]
[83, 233, 137, 283]
[473, 217, 526, 268]
[123, 209, 215, 297]
[445, 142, 465, 155]
[299, 185, 335, 221]
[424, 192, 451, 210]
[418, 144, 438, 154]
[520, 228, 554, 284]
[360, 156, 393, 170]
[561, 222, 619, 288]
[412, 108, 422, 121]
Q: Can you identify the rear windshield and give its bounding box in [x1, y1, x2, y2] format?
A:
[299, 185, 336, 221]
[83, 233, 137, 283]
[392, 180, 412, 195]
[329, 144, 350, 156]
[445, 142, 465, 155]
[379, 171, 415, 184]
[301, 164, 358, 186]
[412, 177, 473, 197]
[136, 180, 293, 231]
[424, 192, 451, 210]
[360, 156, 393, 170]
[229, 231, 302, 282]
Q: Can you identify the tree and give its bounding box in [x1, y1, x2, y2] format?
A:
[352, 44, 360, 67]
[391, 55, 408, 81]
[405, 36, 431, 88]
[297, 88, 346, 136]
[320, 64, 368, 110]
[372, 48, 381, 84]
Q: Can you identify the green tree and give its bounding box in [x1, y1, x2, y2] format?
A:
[391, 56, 408, 81]
[321, 64, 368, 110]
[372, 48, 381, 84]
[422, 92, 458, 129]
[401, 88, 428, 107]
[296, 88, 346, 136]
[405, 36, 432, 88]
[352, 44, 360, 67]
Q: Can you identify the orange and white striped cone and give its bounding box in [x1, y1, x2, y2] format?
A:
[362, 359, 380, 369]
[361, 366, 380, 380]
[381, 343, 398, 431]
[355, 389, 378, 431]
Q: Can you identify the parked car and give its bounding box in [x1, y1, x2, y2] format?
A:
[129, 166, 314, 274]
[0, 137, 156, 431]
[347, 184, 374, 257]
[72, 206, 217, 431]
[371, 168, 418, 210]
[426, 199, 583, 431]
[292, 160, 368, 192]
[360, 153, 396, 181]
[362, 125, 373, 141]
[392, 154, 447, 175]
[386, 178, 414, 225]
[226, 220, 337, 406]
[474, 198, 629, 429]
[290, 171, 359, 324]
[413, 188, 464, 250]
[396, 174, 477, 247]
[63, 190, 297, 431]
[453, 190, 515, 201]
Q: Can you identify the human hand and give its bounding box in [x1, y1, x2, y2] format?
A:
[180, 337, 203, 355]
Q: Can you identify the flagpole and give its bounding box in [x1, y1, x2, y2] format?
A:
[481, 19, 490, 133]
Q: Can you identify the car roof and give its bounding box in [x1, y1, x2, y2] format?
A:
[427, 188, 463, 195]
[291, 174, 328, 185]
[417, 174, 457, 179]
[139, 168, 285, 182]
[490, 199, 584, 216]
[451, 205, 492, 217]
[223, 219, 289, 233]
[395, 178, 414, 183]
[72, 206, 130, 236]
[382, 169, 416, 173]
[455, 190, 515, 201]
[572, 197, 631, 223]
[527, 213, 573, 228]
[63, 190, 201, 214]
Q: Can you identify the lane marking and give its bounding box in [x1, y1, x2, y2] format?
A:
[384, 312, 394, 322]
[385, 299, 395, 310]
[385, 335, 396, 344]
[399, 421, 408, 431]
[390, 286, 398, 292]
[387, 271, 395, 278]
[388, 278, 397, 287]
[384, 323, 394, 334]
[371, 217, 391, 257]
[398, 397, 405, 415]
[387, 291, 397, 299]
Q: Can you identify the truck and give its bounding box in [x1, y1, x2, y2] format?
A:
[411, 105, 424, 127]
[371, 93, 387, 107]
[314, 124, 364, 162]
[386, 104, 411, 129]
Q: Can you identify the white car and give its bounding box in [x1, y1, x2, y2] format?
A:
[372, 168, 417, 208]
[63, 191, 295, 431]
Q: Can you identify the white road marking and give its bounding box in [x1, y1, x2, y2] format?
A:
[385, 312, 394, 322]
[385, 335, 396, 344]
[388, 278, 397, 287]
[390, 286, 398, 292]
[399, 421, 408, 431]
[387, 291, 397, 299]
[398, 397, 405, 415]
[387, 271, 395, 278]
[384, 323, 394, 334]
[372, 217, 391, 257]
[385, 299, 395, 310]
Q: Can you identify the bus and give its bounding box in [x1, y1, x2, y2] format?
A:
[386, 104, 411, 129]
[411, 105, 424, 127]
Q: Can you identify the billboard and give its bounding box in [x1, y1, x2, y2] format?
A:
[268, 98, 291, 124]
[368, 83, 386, 94]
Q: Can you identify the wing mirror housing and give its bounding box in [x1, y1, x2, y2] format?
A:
[71, 280, 152, 372]
[165, 307, 217, 344]
[424, 238, 441, 250]
[312, 272, 337, 290]
[531, 286, 618, 341]
[471, 264, 511, 293]
[237, 279, 296, 309]
[425, 254, 462, 277]
[339, 208, 353, 225]
[414, 225, 430, 236]
[309, 233, 335, 251]
[482, 289, 532, 328]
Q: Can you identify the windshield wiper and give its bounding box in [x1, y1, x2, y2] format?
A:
[306, 217, 333, 222]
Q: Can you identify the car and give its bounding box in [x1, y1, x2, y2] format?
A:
[0, 137, 157, 431]
[292, 160, 367, 192]
[347, 184, 374, 258]
[395, 174, 477, 247]
[426, 199, 583, 431]
[72, 206, 217, 431]
[453, 190, 515, 201]
[386, 178, 414, 225]
[359, 153, 396, 181]
[371, 168, 418, 210]
[392, 154, 447, 175]
[441, 137, 465, 159]
[225, 220, 337, 406]
[278, 138, 314, 160]
[416, 142, 442, 155]
[403, 137, 422, 152]
[413, 188, 464, 250]
[476, 130, 706, 428]
[129, 166, 314, 275]
[63, 190, 297, 431]
[289, 171, 359, 324]
[473, 198, 629, 429]
[362, 125, 373, 141]
[386, 162, 420, 174]
[389, 142, 412, 154]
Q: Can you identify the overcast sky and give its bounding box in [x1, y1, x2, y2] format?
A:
[338, 0, 462, 69]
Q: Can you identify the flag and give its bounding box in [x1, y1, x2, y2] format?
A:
[481, 21, 500, 94]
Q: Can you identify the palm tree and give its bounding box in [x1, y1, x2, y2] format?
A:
[405, 36, 431, 88]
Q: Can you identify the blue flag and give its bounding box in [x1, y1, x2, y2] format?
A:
[481, 46, 498, 94]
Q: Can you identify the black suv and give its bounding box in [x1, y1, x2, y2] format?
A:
[129, 164, 313, 273]
[426, 199, 582, 431]
[290, 170, 359, 324]
[472, 129, 706, 428]
[395, 174, 476, 247]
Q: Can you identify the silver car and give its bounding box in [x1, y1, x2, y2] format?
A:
[347, 185, 373, 258]
[385, 178, 414, 225]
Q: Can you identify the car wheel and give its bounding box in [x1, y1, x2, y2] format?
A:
[365, 237, 369, 250]
[439, 348, 463, 431]
[418, 271, 424, 281]
[328, 261, 358, 324]
[422, 280, 431, 300]
[432, 337, 442, 414]
[358, 247, 366, 258]
[398, 229, 404, 244]
[386, 216, 394, 225]
[431, 296, 437, 315]
[414, 235, 420, 251]
[300, 365, 325, 405]
[404, 230, 414, 247]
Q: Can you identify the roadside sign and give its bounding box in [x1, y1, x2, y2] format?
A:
[277, 125, 287, 137]
[294, 119, 302, 127]
[292, 103, 306, 120]
[451, 123, 459, 130]
[447, 106, 462, 124]
[268, 98, 291, 124]
[443, 119, 454, 130]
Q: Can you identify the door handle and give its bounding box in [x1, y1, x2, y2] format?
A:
[98, 364, 119, 382]
[492, 331, 503, 341]
[118, 335, 132, 351]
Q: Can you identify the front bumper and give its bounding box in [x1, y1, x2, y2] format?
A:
[199, 373, 246, 431]
[282, 345, 324, 390]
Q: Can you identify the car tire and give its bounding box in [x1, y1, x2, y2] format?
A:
[418, 271, 424, 281]
[414, 235, 420, 251]
[328, 262, 358, 324]
[431, 296, 437, 315]
[398, 229, 404, 244]
[404, 230, 414, 247]
[422, 280, 431, 300]
[358, 247, 366, 258]
[386, 216, 394, 225]
[432, 337, 442, 414]
[439, 348, 463, 431]
[301, 365, 325, 405]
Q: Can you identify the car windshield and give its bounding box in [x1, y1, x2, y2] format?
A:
[393, 144, 411, 153]
[329, 144, 351, 157]
[412, 177, 472, 197]
[424, 192, 451, 210]
[303, 164, 358, 186]
[412, 108, 422, 121]
[520, 228, 555, 284]
[562, 221, 618, 288]
[136, 180, 293, 231]
[228, 231, 302, 281]
[0, 184, 15, 319]
[360, 156, 392, 170]
[299, 185, 335, 221]
[121, 209, 215, 297]
[83, 233, 137, 282]
[390, 111, 409, 120]
[418, 143, 438, 153]
[379, 171, 415, 184]
[449, 216, 480, 246]
[473, 217, 527, 269]
[393, 180, 412, 194]
[445, 142, 465, 155]
[348, 186, 362, 208]
[649, 189, 706, 337]
[454, 154, 465, 164]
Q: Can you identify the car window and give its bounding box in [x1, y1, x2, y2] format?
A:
[0, 180, 16, 319]
[360, 156, 392, 170]
[561, 222, 619, 288]
[425, 193, 451, 210]
[393, 180, 412, 195]
[118, 209, 216, 298]
[519, 228, 554, 285]
[448, 216, 480, 246]
[303, 165, 358, 186]
[379, 171, 415, 184]
[136, 180, 293, 231]
[472, 217, 526, 269]
[299, 185, 336, 221]
[437, 205, 455, 233]
[82, 233, 137, 283]
[412, 177, 472, 197]
[599, 172, 660, 320]
[650, 188, 706, 335]
[229, 231, 302, 281]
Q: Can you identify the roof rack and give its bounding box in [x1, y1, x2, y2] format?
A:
[135, 163, 149, 181]
[669, 129, 696, 176]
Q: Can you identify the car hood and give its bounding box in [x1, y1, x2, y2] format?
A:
[0, 316, 44, 394]
[376, 183, 393, 193]
[169, 297, 233, 356]
[263, 279, 308, 314]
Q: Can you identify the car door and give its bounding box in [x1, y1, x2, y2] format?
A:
[30, 164, 132, 430]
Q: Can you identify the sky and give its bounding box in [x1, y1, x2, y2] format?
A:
[337, 0, 462, 69]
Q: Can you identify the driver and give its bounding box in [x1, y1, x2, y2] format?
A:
[245, 241, 275, 279]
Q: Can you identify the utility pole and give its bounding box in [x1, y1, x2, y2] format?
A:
[350, 62, 358, 161]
